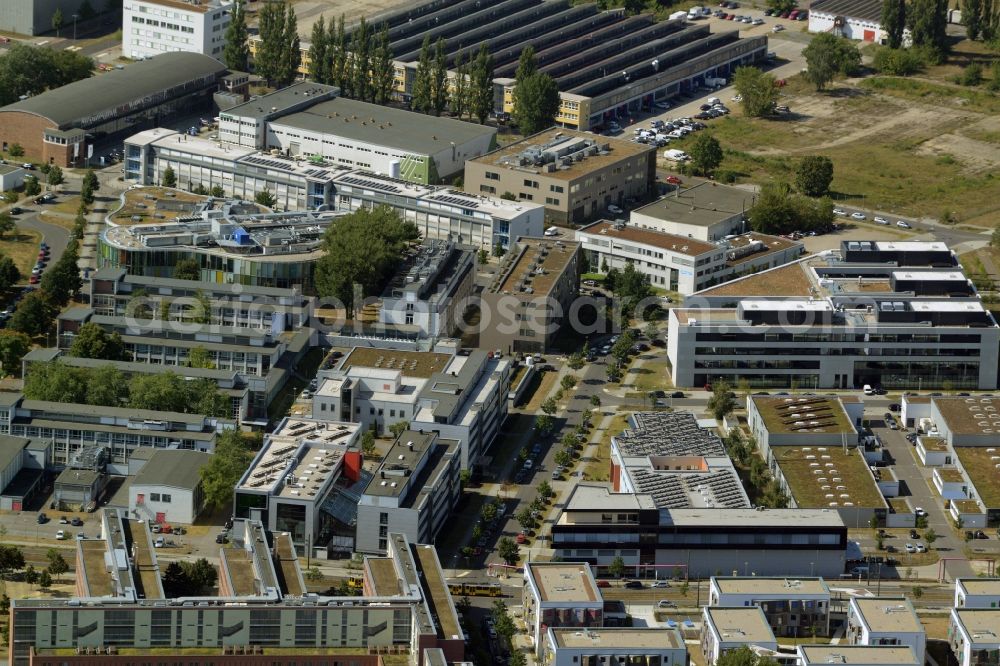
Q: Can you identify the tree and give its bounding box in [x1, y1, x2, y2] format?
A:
[0, 544, 25, 578]
[535, 413, 554, 433]
[459, 468, 471, 489]
[908, 0, 949, 58]
[210, 184, 225, 198]
[388, 420, 410, 439]
[512, 72, 560, 136]
[46, 165, 63, 187]
[200, 430, 255, 510]
[360, 429, 377, 456]
[481, 501, 498, 523]
[0, 44, 94, 107]
[162, 166, 176, 188]
[372, 24, 395, 106]
[305, 565, 323, 582]
[451, 51, 469, 118]
[924, 527, 938, 546]
[52, 8, 64, 36]
[23, 565, 38, 586]
[69, 322, 127, 360]
[331, 15, 348, 91]
[516, 507, 533, 530]
[224, 0, 250, 71]
[509, 650, 527, 666]
[85, 365, 129, 407]
[732, 66, 780, 118]
[567, 351, 585, 370]
[497, 537, 519, 566]
[537, 479, 553, 499]
[0, 331, 30, 377]
[749, 182, 835, 235]
[715, 645, 781, 666]
[161, 561, 188, 597]
[45, 550, 68, 581]
[609, 555, 626, 578]
[802, 33, 861, 90]
[796, 156, 834, 197]
[174, 257, 201, 281]
[181, 558, 218, 594]
[349, 18, 372, 102]
[0, 213, 13, 240]
[992, 226, 1000, 249]
[469, 43, 495, 124]
[40, 240, 81, 305]
[540, 397, 557, 416]
[307, 15, 328, 82]
[412, 34, 434, 114]
[255, 0, 286, 85]
[707, 380, 737, 420]
[128, 373, 190, 412]
[24, 177, 40, 197]
[560, 374, 577, 391]
[689, 133, 724, 177]
[767, 0, 797, 12]
[431, 38, 449, 116]
[314, 206, 419, 315]
[882, 0, 907, 46]
[255, 188, 277, 208]
[80, 169, 97, 205]
[187, 346, 216, 369]
[10, 291, 55, 338]
[7, 144, 23, 158]
[590, 394, 601, 407]
[38, 569, 52, 590]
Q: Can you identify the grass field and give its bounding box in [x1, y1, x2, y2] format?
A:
[630, 358, 673, 392]
[38, 212, 78, 232]
[581, 412, 630, 483]
[0, 227, 43, 278]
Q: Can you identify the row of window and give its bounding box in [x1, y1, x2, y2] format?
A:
[147, 492, 173, 503]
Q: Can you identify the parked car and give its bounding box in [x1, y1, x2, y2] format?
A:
[657, 600, 677, 608]
[215, 533, 228, 544]
[915, 507, 928, 517]
[897, 220, 912, 228]
[833, 208, 847, 216]
[59, 516, 69, 524]
[70, 517, 83, 526]
[976, 530, 988, 539]
[874, 216, 889, 225]
[624, 580, 644, 589]
[607, 204, 623, 215]
[850, 211, 867, 220]
[37, 512, 48, 524]
[665, 175, 683, 184]
[652, 580, 670, 588]
[56, 530, 66, 540]
[910, 528, 919, 539]
[904, 543, 916, 553]
[9, 207, 21, 215]
[916, 543, 927, 553]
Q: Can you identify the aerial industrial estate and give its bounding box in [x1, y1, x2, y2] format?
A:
[0, 0, 998, 664]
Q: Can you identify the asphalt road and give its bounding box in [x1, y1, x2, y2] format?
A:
[17, 211, 71, 267]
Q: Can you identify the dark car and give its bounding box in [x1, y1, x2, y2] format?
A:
[34, 197, 46, 205]
[889, 403, 901, 412]
[967, 531, 975, 541]
[910, 529, 919, 539]
[671, 391, 685, 398]
[977, 531, 988, 539]
[215, 533, 229, 544]
[70, 517, 83, 526]
[884, 412, 893, 422]
[624, 580, 644, 589]
[653, 390, 666, 399]
[37, 512, 48, 524]
[9, 207, 21, 215]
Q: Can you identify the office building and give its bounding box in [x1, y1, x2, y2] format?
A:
[8, 512, 463, 666]
[128, 449, 211, 524]
[576, 222, 802, 293]
[797, 646, 920, 666]
[955, 578, 1000, 609]
[87, 269, 313, 332]
[480, 237, 581, 354]
[523, 562, 604, 655]
[123, 130, 544, 253]
[315, 347, 511, 470]
[950, 608, 1000, 666]
[669, 241, 1000, 390]
[0, 0, 91, 36]
[630, 182, 755, 241]
[122, 0, 232, 60]
[544, 627, 687, 666]
[464, 128, 656, 224]
[708, 577, 832, 638]
[233, 417, 362, 553]
[355, 429, 461, 554]
[701, 607, 778, 664]
[0, 435, 47, 511]
[847, 598, 925, 665]
[551, 483, 848, 578]
[377, 240, 477, 339]
[0, 53, 226, 167]
[217, 82, 497, 184]
[0, 393, 234, 470]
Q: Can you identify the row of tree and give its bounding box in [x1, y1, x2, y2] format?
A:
[510, 47, 560, 136]
[23, 362, 232, 417]
[307, 17, 395, 105]
[0, 44, 94, 106]
[963, 0, 1000, 40]
[254, 0, 301, 88]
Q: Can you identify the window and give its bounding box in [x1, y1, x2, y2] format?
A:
[161, 494, 171, 503]
[550, 185, 564, 193]
[150, 493, 161, 501]
[485, 171, 500, 181]
[523, 179, 539, 188]
[380, 512, 389, 525]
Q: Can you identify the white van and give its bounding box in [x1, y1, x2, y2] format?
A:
[663, 149, 689, 162]
[863, 384, 874, 395]
[544, 226, 559, 237]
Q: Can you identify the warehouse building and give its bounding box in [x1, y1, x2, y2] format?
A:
[808, 0, 911, 45]
[0, 52, 227, 167]
[630, 182, 755, 242]
[464, 128, 655, 224]
[128, 449, 212, 525]
[122, 0, 232, 61]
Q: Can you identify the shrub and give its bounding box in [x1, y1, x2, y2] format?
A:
[956, 63, 983, 87]
[872, 47, 924, 76]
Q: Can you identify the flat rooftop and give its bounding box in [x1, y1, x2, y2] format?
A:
[561, 483, 659, 514]
[367, 558, 402, 596]
[613, 411, 725, 457]
[725, 233, 803, 267]
[550, 627, 683, 649]
[274, 97, 497, 156]
[223, 82, 339, 121]
[664, 505, 845, 528]
[413, 544, 462, 640]
[773, 445, 885, 509]
[704, 607, 776, 644]
[955, 447, 1000, 508]
[364, 430, 438, 499]
[220, 547, 256, 597]
[799, 646, 919, 666]
[937, 467, 965, 483]
[527, 563, 600, 603]
[579, 220, 716, 257]
[693, 260, 812, 298]
[958, 578, 1000, 597]
[935, 397, 1000, 436]
[852, 598, 921, 634]
[492, 237, 579, 297]
[79, 539, 114, 597]
[954, 609, 1000, 644]
[752, 396, 856, 435]
[714, 577, 830, 597]
[340, 348, 452, 379]
[471, 128, 652, 182]
[919, 436, 948, 452]
[633, 182, 753, 227]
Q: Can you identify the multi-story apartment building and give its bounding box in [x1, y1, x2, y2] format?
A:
[708, 577, 833, 638]
[122, 0, 232, 61]
[701, 607, 778, 664]
[847, 598, 925, 664]
[523, 562, 604, 656]
[355, 429, 461, 554]
[480, 237, 581, 353]
[956, 578, 1000, 609]
[0, 393, 233, 471]
[464, 128, 656, 224]
[950, 608, 1000, 666]
[545, 628, 687, 666]
[669, 241, 1000, 390]
[797, 646, 920, 666]
[122, 131, 544, 253]
[576, 222, 802, 294]
[314, 347, 511, 470]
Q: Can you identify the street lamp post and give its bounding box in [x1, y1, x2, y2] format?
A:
[72, 14, 79, 41]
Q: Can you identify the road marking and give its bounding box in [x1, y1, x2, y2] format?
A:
[96, 52, 108, 58]
[36, 40, 49, 45]
[65, 45, 82, 52]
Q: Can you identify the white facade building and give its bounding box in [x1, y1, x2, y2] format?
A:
[522, 562, 604, 656]
[708, 577, 832, 638]
[797, 646, 919, 666]
[950, 609, 1000, 666]
[807, 0, 911, 45]
[701, 607, 778, 665]
[128, 449, 211, 524]
[955, 578, 1000, 609]
[545, 628, 687, 666]
[123, 0, 232, 61]
[847, 598, 925, 665]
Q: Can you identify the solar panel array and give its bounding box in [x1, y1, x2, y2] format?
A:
[630, 468, 748, 509]
[427, 194, 479, 208]
[616, 411, 725, 457]
[337, 175, 403, 194]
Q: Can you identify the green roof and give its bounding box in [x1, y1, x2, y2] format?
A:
[132, 450, 211, 491]
[0, 53, 226, 128]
